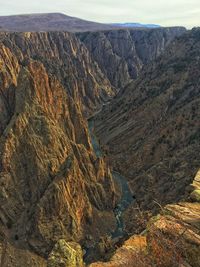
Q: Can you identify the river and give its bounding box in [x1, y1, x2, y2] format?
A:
[88, 119, 134, 239]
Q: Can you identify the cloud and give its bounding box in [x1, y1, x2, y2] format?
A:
[0, 0, 199, 28]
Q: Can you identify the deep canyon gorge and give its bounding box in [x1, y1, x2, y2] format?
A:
[0, 13, 199, 267]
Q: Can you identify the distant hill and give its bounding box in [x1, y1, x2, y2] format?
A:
[0, 13, 118, 32]
[111, 22, 161, 28]
[0, 13, 162, 32]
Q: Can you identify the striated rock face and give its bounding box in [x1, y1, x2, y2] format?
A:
[78, 27, 186, 88]
[0, 32, 118, 264]
[0, 31, 115, 116]
[94, 28, 200, 211]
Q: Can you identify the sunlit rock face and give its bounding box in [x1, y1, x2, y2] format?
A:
[0, 32, 118, 261]
[78, 27, 186, 88]
[0, 32, 115, 116]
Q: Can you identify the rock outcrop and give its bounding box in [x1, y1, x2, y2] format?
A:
[78, 27, 186, 88]
[190, 169, 200, 202]
[47, 240, 84, 267]
[94, 28, 200, 212]
[90, 170, 200, 267]
[90, 202, 200, 267]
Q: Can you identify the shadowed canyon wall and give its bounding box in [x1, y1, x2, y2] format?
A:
[94, 28, 200, 211]
[78, 27, 186, 88]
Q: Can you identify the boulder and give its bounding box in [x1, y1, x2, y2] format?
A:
[190, 190, 200, 202]
[47, 240, 84, 267]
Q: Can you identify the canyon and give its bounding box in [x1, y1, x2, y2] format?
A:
[0, 15, 199, 267]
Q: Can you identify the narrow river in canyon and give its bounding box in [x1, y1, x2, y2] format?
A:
[88, 119, 134, 239]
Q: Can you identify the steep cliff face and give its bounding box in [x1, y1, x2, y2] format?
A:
[0, 32, 115, 116]
[78, 27, 186, 88]
[94, 28, 200, 211]
[0, 33, 118, 265]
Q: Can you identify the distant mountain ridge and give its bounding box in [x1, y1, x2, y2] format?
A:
[0, 13, 118, 32]
[111, 22, 161, 28]
[0, 13, 162, 32]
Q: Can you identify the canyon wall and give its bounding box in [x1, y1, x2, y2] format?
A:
[78, 27, 186, 88]
[0, 32, 118, 264]
[94, 28, 200, 211]
[0, 32, 115, 116]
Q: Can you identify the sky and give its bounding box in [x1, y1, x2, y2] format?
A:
[0, 0, 199, 29]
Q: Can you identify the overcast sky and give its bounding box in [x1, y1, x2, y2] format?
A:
[0, 0, 199, 29]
